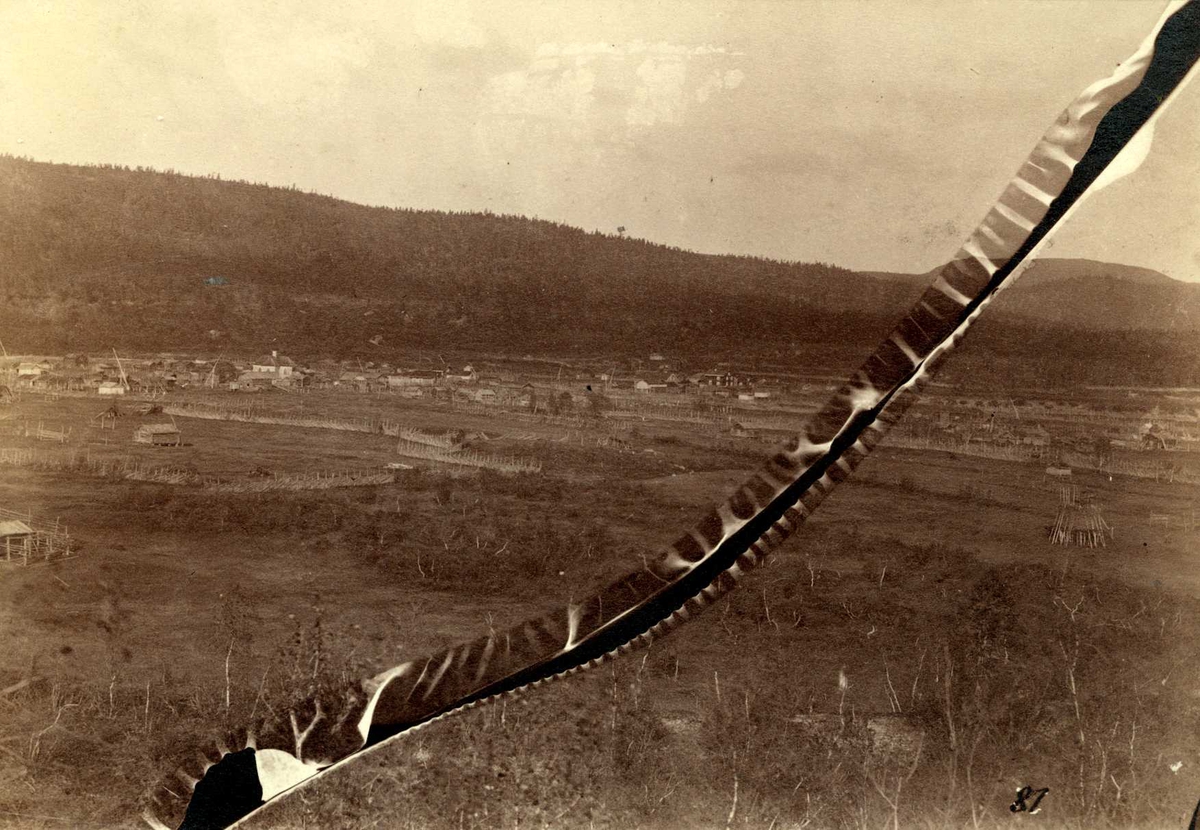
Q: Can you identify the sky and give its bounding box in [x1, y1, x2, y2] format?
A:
[2, 0, 1198, 280]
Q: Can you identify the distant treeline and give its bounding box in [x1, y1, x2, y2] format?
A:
[1, 155, 1196, 387]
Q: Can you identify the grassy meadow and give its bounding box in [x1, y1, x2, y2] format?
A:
[1, 386, 1199, 829]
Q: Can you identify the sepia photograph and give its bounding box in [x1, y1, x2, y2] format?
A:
[1, 1, 1199, 828]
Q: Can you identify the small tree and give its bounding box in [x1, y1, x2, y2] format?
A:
[587, 393, 613, 418]
[549, 391, 574, 415]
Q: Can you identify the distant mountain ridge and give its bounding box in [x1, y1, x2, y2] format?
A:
[882, 258, 1200, 332]
[1, 155, 1197, 385]
[989, 260, 1200, 331]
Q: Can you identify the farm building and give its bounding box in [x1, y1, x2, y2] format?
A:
[445, 366, 478, 382]
[730, 422, 758, 439]
[476, 388, 497, 403]
[338, 372, 369, 392]
[16, 362, 41, 377]
[690, 371, 741, 387]
[251, 352, 295, 377]
[0, 520, 33, 561]
[1014, 424, 1051, 447]
[94, 405, 121, 429]
[133, 423, 182, 446]
[98, 381, 126, 396]
[387, 370, 441, 387]
[236, 370, 292, 390]
[635, 380, 668, 393]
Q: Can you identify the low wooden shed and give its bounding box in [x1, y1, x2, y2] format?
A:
[0, 520, 33, 562]
[133, 423, 182, 447]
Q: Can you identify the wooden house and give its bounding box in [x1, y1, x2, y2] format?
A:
[730, 422, 757, 439]
[236, 371, 280, 390]
[1021, 425, 1051, 447]
[691, 371, 739, 388]
[0, 520, 33, 562]
[634, 380, 667, 393]
[338, 372, 369, 392]
[251, 352, 295, 377]
[134, 423, 182, 447]
[387, 370, 441, 387]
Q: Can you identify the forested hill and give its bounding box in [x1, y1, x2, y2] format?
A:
[2, 155, 1198, 385]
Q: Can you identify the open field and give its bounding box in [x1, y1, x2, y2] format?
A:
[2, 385, 1199, 829]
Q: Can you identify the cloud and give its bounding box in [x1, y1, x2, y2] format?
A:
[695, 68, 744, 104]
[481, 40, 744, 148]
[627, 56, 687, 127]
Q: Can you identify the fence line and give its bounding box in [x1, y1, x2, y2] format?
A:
[394, 439, 541, 474]
[205, 470, 395, 493]
[882, 435, 1200, 485]
[1061, 450, 1199, 484]
[165, 403, 541, 473]
[165, 403, 404, 435]
[166, 403, 477, 450]
[0, 502, 75, 566]
[0, 448, 401, 490]
[883, 435, 1037, 463]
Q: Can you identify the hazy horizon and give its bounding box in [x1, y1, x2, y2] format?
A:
[5, 151, 1194, 287]
[4, 1, 1198, 280]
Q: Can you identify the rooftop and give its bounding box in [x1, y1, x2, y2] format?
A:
[0, 519, 34, 537]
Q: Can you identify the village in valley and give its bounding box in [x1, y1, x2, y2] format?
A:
[3, 345, 1195, 465]
[2, 340, 1198, 571]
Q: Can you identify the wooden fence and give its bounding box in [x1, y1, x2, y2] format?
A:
[204, 470, 396, 493]
[394, 439, 541, 473]
[883, 435, 1037, 464]
[165, 403, 403, 435]
[0, 448, 401, 490]
[0, 447, 200, 484]
[165, 403, 542, 473]
[167, 403, 479, 448]
[35, 422, 71, 443]
[0, 506, 75, 566]
[1061, 450, 1200, 485]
